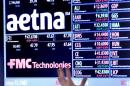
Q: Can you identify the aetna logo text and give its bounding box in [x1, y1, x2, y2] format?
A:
[7, 59, 32, 69]
[7, 9, 65, 31]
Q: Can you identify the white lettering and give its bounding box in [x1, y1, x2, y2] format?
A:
[7, 9, 65, 31]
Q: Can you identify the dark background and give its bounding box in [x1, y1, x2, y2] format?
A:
[0, 0, 4, 86]
[6, 0, 71, 33]
[6, 0, 71, 77]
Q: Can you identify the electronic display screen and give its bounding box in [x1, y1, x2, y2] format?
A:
[4, 1, 130, 85]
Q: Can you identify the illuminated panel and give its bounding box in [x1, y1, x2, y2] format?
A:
[4, 0, 130, 79]
[72, 0, 130, 78]
[5, 0, 71, 77]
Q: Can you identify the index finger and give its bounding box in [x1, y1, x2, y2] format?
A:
[57, 67, 65, 79]
[66, 67, 71, 80]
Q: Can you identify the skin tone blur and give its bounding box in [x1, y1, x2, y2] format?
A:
[57, 67, 87, 86]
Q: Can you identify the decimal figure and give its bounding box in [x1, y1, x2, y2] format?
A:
[95, 70, 109, 74]
[73, 0, 81, 3]
[63, 34, 71, 38]
[94, 32, 108, 37]
[47, 34, 54, 38]
[63, 42, 72, 47]
[94, 4, 108, 9]
[95, 0, 108, 2]
[13, 44, 21, 49]
[30, 43, 38, 48]
[30, 0, 37, 3]
[94, 23, 108, 28]
[95, 51, 109, 55]
[47, 42, 55, 47]
[96, 13, 108, 18]
[94, 42, 108, 46]
[95, 60, 109, 65]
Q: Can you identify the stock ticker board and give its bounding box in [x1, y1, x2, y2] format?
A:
[4, 0, 130, 78]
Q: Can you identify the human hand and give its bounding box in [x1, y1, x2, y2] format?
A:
[57, 67, 87, 86]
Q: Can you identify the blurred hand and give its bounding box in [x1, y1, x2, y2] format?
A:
[57, 67, 87, 86]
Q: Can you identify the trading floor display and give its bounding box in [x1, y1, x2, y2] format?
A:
[3, 0, 130, 86]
